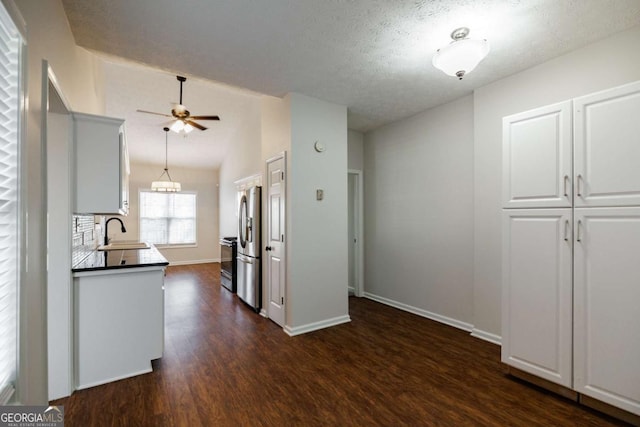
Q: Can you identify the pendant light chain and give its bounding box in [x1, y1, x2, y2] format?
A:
[164, 128, 172, 181]
[151, 127, 181, 192]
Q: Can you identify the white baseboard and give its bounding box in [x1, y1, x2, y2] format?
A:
[168, 258, 220, 266]
[284, 314, 351, 337]
[363, 292, 474, 333]
[470, 328, 502, 346]
[259, 308, 268, 318]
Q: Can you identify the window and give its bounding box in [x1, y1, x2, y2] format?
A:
[139, 190, 197, 246]
[0, 2, 23, 405]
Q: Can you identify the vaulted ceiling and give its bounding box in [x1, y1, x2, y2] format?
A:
[60, 0, 640, 167]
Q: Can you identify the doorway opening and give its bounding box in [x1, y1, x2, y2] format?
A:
[348, 170, 364, 297]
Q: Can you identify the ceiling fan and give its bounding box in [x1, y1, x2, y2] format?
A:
[137, 75, 220, 133]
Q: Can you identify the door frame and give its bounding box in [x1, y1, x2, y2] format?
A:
[348, 169, 364, 297]
[44, 61, 74, 400]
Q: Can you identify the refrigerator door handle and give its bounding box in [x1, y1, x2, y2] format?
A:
[238, 194, 247, 248]
[237, 253, 256, 264]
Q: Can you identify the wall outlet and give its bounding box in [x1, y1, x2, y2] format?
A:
[316, 189, 324, 200]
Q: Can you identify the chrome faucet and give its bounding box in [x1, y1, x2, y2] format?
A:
[105, 217, 127, 246]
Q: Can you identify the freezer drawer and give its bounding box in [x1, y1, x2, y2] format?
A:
[236, 253, 261, 311]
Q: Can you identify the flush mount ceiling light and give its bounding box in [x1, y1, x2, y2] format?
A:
[432, 27, 490, 80]
[151, 127, 181, 192]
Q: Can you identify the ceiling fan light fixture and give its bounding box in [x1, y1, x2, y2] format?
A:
[137, 75, 220, 132]
[432, 27, 490, 80]
[170, 120, 184, 133]
[152, 127, 181, 192]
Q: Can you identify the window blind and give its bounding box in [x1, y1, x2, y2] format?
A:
[0, 2, 21, 405]
[139, 191, 197, 245]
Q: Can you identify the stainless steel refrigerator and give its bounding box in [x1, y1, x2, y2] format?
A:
[237, 186, 261, 311]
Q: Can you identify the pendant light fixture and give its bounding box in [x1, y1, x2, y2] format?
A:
[432, 27, 490, 80]
[151, 127, 181, 192]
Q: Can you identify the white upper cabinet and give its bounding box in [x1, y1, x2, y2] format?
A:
[573, 207, 640, 416]
[574, 81, 640, 207]
[73, 112, 129, 215]
[503, 101, 573, 209]
[502, 208, 573, 388]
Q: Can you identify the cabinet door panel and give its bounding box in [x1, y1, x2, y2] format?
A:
[574, 81, 640, 207]
[75, 268, 165, 389]
[502, 209, 573, 387]
[503, 101, 572, 208]
[74, 112, 128, 215]
[574, 207, 640, 416]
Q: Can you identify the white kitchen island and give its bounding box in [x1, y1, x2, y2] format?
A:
[73, 248, 167, 390]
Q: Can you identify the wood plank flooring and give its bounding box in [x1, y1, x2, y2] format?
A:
[53, 263, 626, 426]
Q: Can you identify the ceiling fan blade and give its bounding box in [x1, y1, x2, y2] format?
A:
[136, 109, 173, 118]
[185, 120, 207, 131]
[189, 115, 220, 121]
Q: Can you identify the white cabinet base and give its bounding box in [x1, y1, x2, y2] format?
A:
[507, 365, 640, 425]
[74, 267, 164, 390]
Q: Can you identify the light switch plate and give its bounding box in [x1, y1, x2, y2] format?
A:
[316, 189, 324, 200]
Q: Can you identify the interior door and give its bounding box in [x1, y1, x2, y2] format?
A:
[266, 154, 286, 327]
[573, 207, 640, 416]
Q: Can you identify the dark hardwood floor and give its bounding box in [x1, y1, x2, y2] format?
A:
[53, 263, 626, 426]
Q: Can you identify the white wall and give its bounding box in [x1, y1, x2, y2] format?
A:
[222, 92, 350, 332]
[472, 25, 640, 338]
[218, 103, 263, 237]
[348, 129, 364, 170]
[363, 95, 475, 328]
[260, 95, 291, 311]
[114, 162, 220, 264]
[287, 93, 349, 331]
[46, 111, 72, 400]
[261, 95, 291, 161]
[13, 0, 104, 404]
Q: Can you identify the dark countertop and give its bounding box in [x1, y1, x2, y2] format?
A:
[72, 245, 169, 272]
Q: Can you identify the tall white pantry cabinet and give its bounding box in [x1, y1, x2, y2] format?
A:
[501, 80, 640, 419]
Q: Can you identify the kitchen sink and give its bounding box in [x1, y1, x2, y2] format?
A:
[97, 242, 151, 251]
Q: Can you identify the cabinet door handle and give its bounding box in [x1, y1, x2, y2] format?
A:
[563, 175, 569, 198]
[576, 174, 583, 197]
[564, 219, 570, 241]
[576, 220, 583, 242]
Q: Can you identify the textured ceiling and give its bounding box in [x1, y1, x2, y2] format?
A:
[61, 0, 640, 167]
[102, 59, 261, 169]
